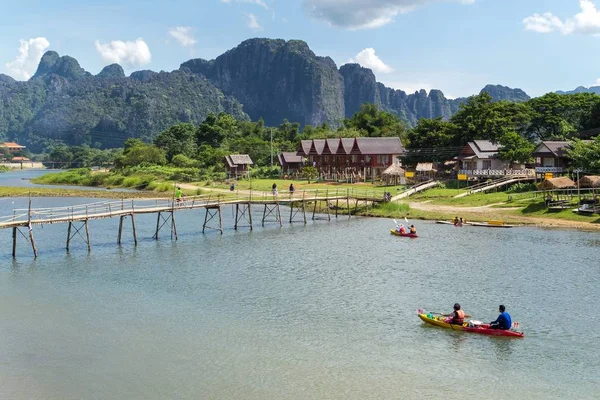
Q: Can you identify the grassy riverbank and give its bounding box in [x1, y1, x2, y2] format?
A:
[0, 186, 173, 199]
[27, 169, 600, 229]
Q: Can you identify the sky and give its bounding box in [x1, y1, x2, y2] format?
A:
[1, 0, 600, 98]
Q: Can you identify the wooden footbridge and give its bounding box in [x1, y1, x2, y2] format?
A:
[1, 189, 385, 258]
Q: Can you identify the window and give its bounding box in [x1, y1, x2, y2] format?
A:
[542, 157, 555, 167]
[482, 160, 492, 170]
[377, 155, 390, 165]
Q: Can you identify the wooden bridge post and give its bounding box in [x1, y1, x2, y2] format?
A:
[171, 211, 178, 240]
[84, 220, 91, 252]
[29, 227, 38, 258]
[27, 198, 38, 258]
[302, 199, 307, 224]
[12, 227, 17, 258]
[131, 214, 138, 246]
[326, 189, 331, 222]
[66, 222, 72, 251]
[218, 206, 223, 234]
[154, 212, 161, 239]
[235, 204, 240, 230]
[262, 204, 267, 227]
[248, 204, 253, 231]
[118, 215, 124, 244]
[202, 209, 209, 234]
[312, 190, 318, 220]
[335, 189, 339, 219]
[346, 189, 351, 219]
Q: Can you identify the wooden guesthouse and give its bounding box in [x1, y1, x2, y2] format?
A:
[297, 137, 405, 182]
[277, 152, 304, 175]
[225, 154, 253, 179]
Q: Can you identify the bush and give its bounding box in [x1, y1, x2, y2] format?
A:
[506, 182, 536, 193]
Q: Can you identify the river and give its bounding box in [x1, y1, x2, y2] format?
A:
[1, 190, 600, 398]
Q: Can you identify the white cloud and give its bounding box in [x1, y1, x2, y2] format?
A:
[349, 48, 394, 74]
[94, 38, 151, 68]
[220, 0, 269, 10]
[303, 0, 476, 30]
[523, 0, 600, 35]
[4, 37, 50, 80]
[246, 13, 263, 30]
[168, 26, 196, 48]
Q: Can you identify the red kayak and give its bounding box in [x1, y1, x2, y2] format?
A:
[390, 229, 418, 238]
[418, 313, 524, 338]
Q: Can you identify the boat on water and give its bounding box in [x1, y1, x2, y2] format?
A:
[418, 313, 524, 338]
[390, 229, 418, 238]
[466, 220, 515, 228]
[436, 220, 463, 227]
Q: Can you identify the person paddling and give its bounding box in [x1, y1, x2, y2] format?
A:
[443, 303, 466, 325]
[409, 224, 417, 234]
[490, 305, 512, 330]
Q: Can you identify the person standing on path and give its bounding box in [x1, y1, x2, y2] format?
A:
[272, 183, 278, 197]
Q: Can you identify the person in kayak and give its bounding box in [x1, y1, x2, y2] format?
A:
[409, 225, 417, 234]
[453, 216, 460, 225]
[444, 303, 466, 325]
[490, 305, 512, 330]
[398, 224, 406, 234]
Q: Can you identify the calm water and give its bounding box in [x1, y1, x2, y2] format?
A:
[1, 196, 600, 399]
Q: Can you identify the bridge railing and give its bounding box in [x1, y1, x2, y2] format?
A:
[1, 188, 388, 226]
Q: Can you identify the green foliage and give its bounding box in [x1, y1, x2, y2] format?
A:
[301, 165, 318, 183]
[115, 142, 167, 168]
[343, 104, 407, 138]
[154, 123, 198, 161]
[506, 182, 537, 193]
[450, 93, 532, 144]
[171, 154, 200, 168]
[404, 118, 456, 163]
[497, 131, 535, 165]
[251, 166, 281, 179]
[565, 136, 600, 170]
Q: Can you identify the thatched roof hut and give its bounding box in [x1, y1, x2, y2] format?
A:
[578, 175, 600, 188]
[537, 176, 576, 190]
[382, 164, 405, 176]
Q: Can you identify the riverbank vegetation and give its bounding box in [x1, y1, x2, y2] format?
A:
[0, 186, 173, 199]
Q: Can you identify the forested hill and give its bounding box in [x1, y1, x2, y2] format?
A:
[1, 38, 531, 150]
[0, 51, 248, 151]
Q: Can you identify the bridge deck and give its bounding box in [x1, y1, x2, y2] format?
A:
[0, 193, 379, 229]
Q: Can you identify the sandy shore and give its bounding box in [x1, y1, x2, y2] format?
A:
[408, 201, 600, 231]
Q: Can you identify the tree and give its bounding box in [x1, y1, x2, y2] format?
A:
[565, 136, 600, 171]
[403, 118, 457, 163]
[343, 103, 406, 138]
[115, 143, 167, 167]
[497, 131, 534, 166]
[197, 112, 239, 147]
[450, 93, 532, 144]
[301, 165, 318, 183]
[154, 123, 197, 161]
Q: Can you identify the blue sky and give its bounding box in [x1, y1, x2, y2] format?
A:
[1, 0, 599, 98]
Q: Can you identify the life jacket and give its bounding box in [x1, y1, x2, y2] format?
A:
[452, 309, 465, 325]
